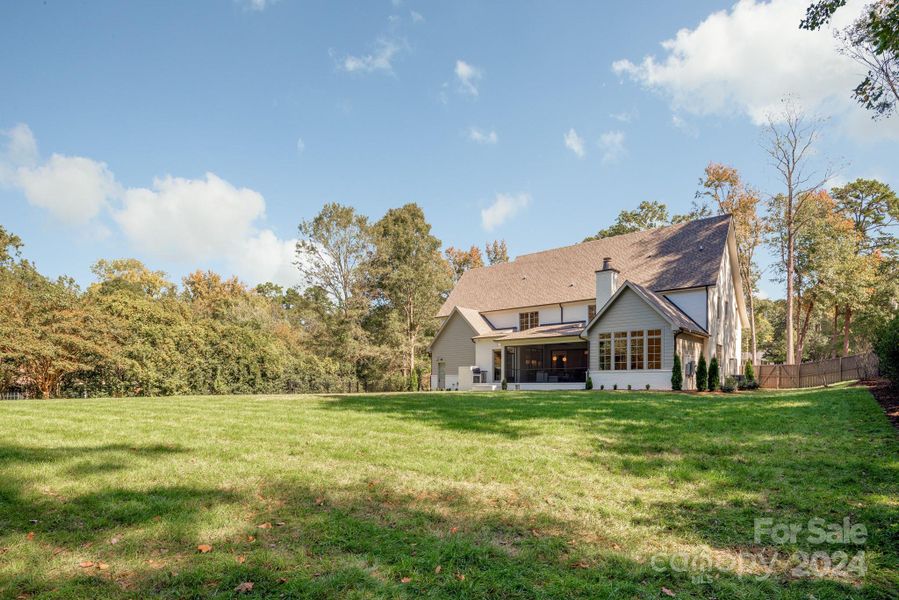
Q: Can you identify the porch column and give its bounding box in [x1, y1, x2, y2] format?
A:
[500, 345, 506, 383]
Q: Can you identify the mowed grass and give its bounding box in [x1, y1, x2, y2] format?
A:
[0, 386, 896, 599]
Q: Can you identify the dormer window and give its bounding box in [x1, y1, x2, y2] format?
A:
[519, 311, 539, 331]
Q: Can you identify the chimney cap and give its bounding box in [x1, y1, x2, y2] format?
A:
[596, 257, 619, 273]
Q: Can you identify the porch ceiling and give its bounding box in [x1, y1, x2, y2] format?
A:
[496, 321, 586, 342]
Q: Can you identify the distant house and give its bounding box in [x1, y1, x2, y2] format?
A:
[429, 214, 748, 391]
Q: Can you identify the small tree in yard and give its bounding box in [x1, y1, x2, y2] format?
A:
[874, 314, 899, 387]
[671, 353, 683, 390]
[708, 357, 720, 391]
[585, 374, 593, 390]
[744, 360, 755, 383]
[696, 354, 708, 391]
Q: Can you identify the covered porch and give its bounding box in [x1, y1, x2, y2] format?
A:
[496, 322, 589, 387]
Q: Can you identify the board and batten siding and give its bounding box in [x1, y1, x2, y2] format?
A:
[587, 287, 674, 372]
[430, 311, 477, 377]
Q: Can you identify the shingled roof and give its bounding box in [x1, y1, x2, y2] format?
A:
[436, 214, 732, 318]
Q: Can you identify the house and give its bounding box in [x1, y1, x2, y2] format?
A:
[428, 214, 748, 391]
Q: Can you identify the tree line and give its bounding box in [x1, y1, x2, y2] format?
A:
[0, 204, 508, 398]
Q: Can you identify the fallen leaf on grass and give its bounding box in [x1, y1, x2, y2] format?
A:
[197, 545, 213, 553]
[247, 535, 256, 543]
[79, 561, 94, 568]
[275, 521, 286, 527]
[234, 581, 254, 593]
[314, 497, 324, 506]
[97, 562, 109, 570]
[573, 561, 590, 569]
[52, 547, 64, 555]
[455, 573, 465, 581]
[236, 555, 246, 564]
[277, 577, 287, 584]
[109, 536, 120, 545]
[400, 577, 411, 583]
[26, 532, 35, 541]
[257, 523, 272, 530]
[146, 559, 164, 569]
[662, 587, 676, 597]
[450, 527, 458, 534]
[434, 565, 442, 574]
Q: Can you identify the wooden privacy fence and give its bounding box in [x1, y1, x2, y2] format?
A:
[755, 352, 879, 389]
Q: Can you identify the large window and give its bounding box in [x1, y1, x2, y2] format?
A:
[587, 304, 596, 321]
[630, 330, 644, 370]
[647, 329, 662, 369]
[519, 311, 539, 331]
[614, 332, 628, 370]
[598, 333, 611, 370]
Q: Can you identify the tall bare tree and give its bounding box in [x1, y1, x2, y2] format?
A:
[764, 100, 832, 364]
[696, 163, 766, 363]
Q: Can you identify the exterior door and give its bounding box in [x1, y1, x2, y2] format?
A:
[437, 362, 446, 390]
[493, 350, 501, 382]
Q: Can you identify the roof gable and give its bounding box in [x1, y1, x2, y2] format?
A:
[581, 281, 708, 337]
[437, 214, 731, 317]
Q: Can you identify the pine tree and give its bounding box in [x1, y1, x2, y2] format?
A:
[696, 354, 708, 391]
[744, 360, 755, 383]
[708, 357, 720, 391]
[671, 353, 683, 391]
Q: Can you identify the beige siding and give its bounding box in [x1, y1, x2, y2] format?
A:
[707, 239, 742, 375]
[676, 334, 705, 390]
[588, 287, 674, 371]
[431, 311, 477, 375]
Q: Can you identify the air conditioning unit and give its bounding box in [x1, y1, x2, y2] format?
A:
[685, 361, 696, 377]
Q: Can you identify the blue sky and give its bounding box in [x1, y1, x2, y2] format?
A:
[2, 0, 896, 299]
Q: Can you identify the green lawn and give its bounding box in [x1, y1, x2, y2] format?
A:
[0, 386, 896, 599]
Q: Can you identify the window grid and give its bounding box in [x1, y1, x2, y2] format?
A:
[647, 329, 662, 369]
[598, 333, 611, 370]
[630, 330, 645, 370]
[519, 311, 539, 331]
[613, 332, 628, 370]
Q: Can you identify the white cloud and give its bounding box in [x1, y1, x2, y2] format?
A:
[238, 0, 275, 11]
[115, 173, 265, 262]
[410, 10, 424, 23]
[340, 38, 402, 74]
[564, 128, 585, 158]
[598, 130, 626, 164]
[468, 127, 498, 144]
[1, 124, 120, 223]
[232, 230, 302, 288]
[610, 109, 638, 123]
[611, 0, 899, 139]
[296, 137, 305, 153]
[455, 60, 482, 96]
[481, 192, 530, 231]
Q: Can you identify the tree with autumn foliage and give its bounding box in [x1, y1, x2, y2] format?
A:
[696, 163, 766, 362]
[445, 245, 484, 282]
[485, 239, 509, 264]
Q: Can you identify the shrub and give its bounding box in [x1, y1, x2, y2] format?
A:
[708, 357, 720, 391]
[738, 379, 760, 391]
[874, 313, 899, 387]
[585, 375, 593, 390]
[743, 360, 755, 384]
[695, 354, 708, 391]
[627, 384, 632, 391]
[671, 353, 683, 390]
[645, 384, 650, 390]
[600, 384, 605, 390]
[501, 378, 508, 391]
[721, 376, 737, 393]
[613, 383, 618, 391]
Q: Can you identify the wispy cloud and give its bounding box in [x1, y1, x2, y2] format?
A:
[296, 137, 305, 153]
[455, 60, 482, 96]
[481, 192, 530, 231]
[610, 109, 638, 123]
[237, 0, 276, 11]
[671, 114, 698, 137]
[339, 38, 403, 74]
[598, 130, 626, 164]
[468, 127, 498, 145]
[410, 10, 424, 23]
[564, 128, 585, 158]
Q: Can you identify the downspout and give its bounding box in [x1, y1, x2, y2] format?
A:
[559, 303, 564, 323]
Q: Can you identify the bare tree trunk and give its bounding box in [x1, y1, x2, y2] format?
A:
[797, 298, 814, 363]
[842, 306, 852, 356]
[832, 305, 840, 358]
[785, 227, 796, 364]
